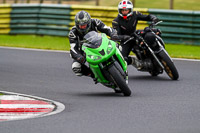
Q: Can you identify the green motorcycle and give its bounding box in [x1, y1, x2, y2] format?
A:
[82, 31, 131, 96]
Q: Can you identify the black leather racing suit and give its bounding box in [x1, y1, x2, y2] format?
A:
[68, 18, 116, 76]
[112, 11, 158, 65]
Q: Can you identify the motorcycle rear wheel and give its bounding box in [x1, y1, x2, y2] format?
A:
[108, 63, 131, 96]
[158, 50, 179, 80]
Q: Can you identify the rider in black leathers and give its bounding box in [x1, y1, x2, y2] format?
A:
[69, 10, 118, 78]
[112, 0, 160, 70]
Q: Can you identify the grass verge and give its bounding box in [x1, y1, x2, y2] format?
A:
[0, 35, 69, 51]
[0, 35, 200, 59]
[66, 0, 200, 11]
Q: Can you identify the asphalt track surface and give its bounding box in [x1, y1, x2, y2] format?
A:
[0, 47, 199, 133]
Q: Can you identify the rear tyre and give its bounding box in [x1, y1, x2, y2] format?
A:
[108, 64, 131, 96]
[157, 50, 179, 80]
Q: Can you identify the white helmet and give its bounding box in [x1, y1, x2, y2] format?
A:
[118, 0, 133, 19]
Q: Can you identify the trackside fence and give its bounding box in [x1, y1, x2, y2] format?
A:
[0, 4, 200, 45]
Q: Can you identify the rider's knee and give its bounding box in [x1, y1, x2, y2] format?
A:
[119, 45, 122, 52]
[72, 62, 82, 76]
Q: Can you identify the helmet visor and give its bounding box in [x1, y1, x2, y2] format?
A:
[79, 24, 87, 29]
[119, 8, 131, 15]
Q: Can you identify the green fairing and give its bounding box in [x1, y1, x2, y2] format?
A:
[82, 34, 115, 64]
[82, 33, 127, 84]
[89, 63, 109, 83]
[115, 48, 127, 71]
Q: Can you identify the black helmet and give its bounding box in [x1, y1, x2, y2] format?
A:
[75, 11, 91, 34]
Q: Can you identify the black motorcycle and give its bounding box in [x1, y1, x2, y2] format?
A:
[124, 21, 179, 80]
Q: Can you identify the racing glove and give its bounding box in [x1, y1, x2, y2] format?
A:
[152, 18, 160, 24]
[77, 56, 86, 64]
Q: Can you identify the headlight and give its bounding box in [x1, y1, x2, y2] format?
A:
[106, 41, 113, 54]
[88, 55, 102, 61]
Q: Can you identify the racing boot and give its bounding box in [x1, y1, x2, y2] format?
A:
[131, 57, 153, 71]
[88, 72, 98, 84]
[130, 57, 143, 70]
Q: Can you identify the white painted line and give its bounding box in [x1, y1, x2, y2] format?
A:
[0, 46, 69, 53]
[0, 115, 41, 120]
[0, 46, 199, 62]
[0, 95, 34, 100]
[172, 58, 200, 62]
[0, 104, 54, 108]
[0, 113, 44, 116]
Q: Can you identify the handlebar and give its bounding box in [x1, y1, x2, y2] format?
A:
[123, 21, 163, 45]
[123, 36, 135, 45]
[149, 21, 163, 28]
[123, 33, 143, 45]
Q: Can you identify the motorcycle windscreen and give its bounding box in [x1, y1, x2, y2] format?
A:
[82, 31, 102, 48]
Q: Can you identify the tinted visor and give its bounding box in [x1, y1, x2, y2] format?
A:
[83, 31, 102, 48]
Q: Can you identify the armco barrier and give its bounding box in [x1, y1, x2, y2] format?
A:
[148, 9, 200, 45]
[0, 4, 200, 45]
[0, 4, 12, 34]
[0, 4, 149, 37]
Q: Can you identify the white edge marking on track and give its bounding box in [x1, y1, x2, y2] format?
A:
[0, 46, 70, 53]
[0, 104, 54, 108]
[0, 46, 199, 62]
[0, 91, 65, 122]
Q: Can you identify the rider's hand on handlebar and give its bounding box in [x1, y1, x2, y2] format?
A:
[152, 18, 160, 24]
[77, 56, 86, 64]
[110, 32, 120, 41]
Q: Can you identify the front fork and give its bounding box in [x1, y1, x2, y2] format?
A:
[155, 38, 173, 63]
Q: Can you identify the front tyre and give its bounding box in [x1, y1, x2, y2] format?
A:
[158, 50, 179, 80]
[108, 64, 131, 96]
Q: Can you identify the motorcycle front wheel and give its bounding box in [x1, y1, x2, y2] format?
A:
[157, 50, 179, 80]
[108, 63, 131, 96]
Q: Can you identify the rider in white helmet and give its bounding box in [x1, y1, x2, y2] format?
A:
[113, 0, 160, 70]
[118, 0, 133, 19]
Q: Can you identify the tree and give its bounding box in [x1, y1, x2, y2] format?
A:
[132, 0, 135, 6]
[96, 0, 99, 6]
[170, 0, 174, 9]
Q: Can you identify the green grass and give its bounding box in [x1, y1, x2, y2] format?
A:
[134, 0, 200, 10]
[165, 44, 200, 59]
[75, 0, 200, 10]
[0, 35, 69, 51]
[0, 35, 200, 59]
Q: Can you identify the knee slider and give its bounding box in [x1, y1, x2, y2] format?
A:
[72, 62, 82, 76]
[119, 45, 122, 52]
